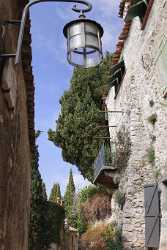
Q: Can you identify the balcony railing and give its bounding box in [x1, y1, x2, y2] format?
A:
[108, 60, 125, 98]
[93, 143, 119, 188]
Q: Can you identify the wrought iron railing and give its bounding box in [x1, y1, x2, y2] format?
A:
[93, 143, 115, 180]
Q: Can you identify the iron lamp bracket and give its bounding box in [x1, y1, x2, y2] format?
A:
[15, 0, 92, 64]
[0, 0, 92, 65]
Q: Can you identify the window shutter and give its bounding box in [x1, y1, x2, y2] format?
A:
[144, 184, 160, 248]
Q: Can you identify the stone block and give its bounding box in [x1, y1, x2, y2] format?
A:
[1, 59, 17, 110]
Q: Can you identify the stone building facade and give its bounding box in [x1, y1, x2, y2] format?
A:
[0, 1, 35, 250]
[105, 0, 167, 249]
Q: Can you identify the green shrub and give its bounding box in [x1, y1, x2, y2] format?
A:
[47, 202, 65, 244]
[81, 223, 109, 249]
[106, 238, 123, 250]
[48, 53, 113, 181]
[76, 210, 87, 235]
[147, 146, 155, 164]
[111, 127, 131, 172]
[103, 224, 123, 250]
[81, 223, 123, 250]
[153, 168, 161, 181]
[79, 185, 107, 203]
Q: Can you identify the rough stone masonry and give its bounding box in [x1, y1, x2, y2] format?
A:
[0, 1, 35, 250]
[106, 0, 167, 249]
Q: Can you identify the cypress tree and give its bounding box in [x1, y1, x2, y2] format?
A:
[29, 132, 65, 249]
[64, 169, 76, 226]
[49, 183, 61, 203]
[29, 143, 49, 250]
[48, 53, 112, 181]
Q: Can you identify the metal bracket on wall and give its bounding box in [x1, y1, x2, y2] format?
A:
[0, 54, 16, 58]
[96, 125, 117, 129]
[94, 137, 113, 140]
[99, 110, 124, 113]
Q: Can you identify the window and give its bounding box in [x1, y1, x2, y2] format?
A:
[144, 184, 160, 248]
[109, 60, 125, 98]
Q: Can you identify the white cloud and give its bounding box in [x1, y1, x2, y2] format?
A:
[91, 0, 119, 17]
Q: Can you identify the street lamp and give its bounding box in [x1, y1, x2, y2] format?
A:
[64, 16, 103, 68]
[0, 0, 104, 68]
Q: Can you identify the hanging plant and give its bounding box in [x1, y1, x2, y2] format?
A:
[112, 127, 131, 171]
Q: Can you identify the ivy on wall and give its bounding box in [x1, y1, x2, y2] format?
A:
[29, 144, 49, 250]
[47, 201, 65, 244]
[113, 127, 131, 172]
[29, 139, 65, 249]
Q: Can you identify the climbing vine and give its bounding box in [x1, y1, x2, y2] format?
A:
[112, 127, 131, 172]
[47, 202, 65, 244]
[29, 137, 65, 249]
[29, 144, 49, 250]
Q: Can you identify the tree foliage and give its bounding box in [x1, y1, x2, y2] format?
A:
[79, 185, 108, 203]
[105, 225, 123, 250]
[81, 193, 111, 224]
[29, 145, 49, 250]
[49, 183, 61, 203]
[64, 169, 76, 226]
[47, 201, 65, 245]
[74, 185, 110, 234]
[81, 223, 123, 250]
[48, 53, 113, 181]
[75, 201, 88, 235]
[29, 143, 65, 250]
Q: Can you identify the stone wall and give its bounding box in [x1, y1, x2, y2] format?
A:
[0, 1, 34, 250]
[106, 0, 167, 249]
[65, 227, 79, 250]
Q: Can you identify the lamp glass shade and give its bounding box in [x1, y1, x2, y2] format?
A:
[63, 18, 104, 68]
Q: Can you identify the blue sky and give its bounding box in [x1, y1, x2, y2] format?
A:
[30, 0, 122, 196]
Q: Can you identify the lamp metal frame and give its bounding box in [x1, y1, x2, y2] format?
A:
[63, 17, 103, 68]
